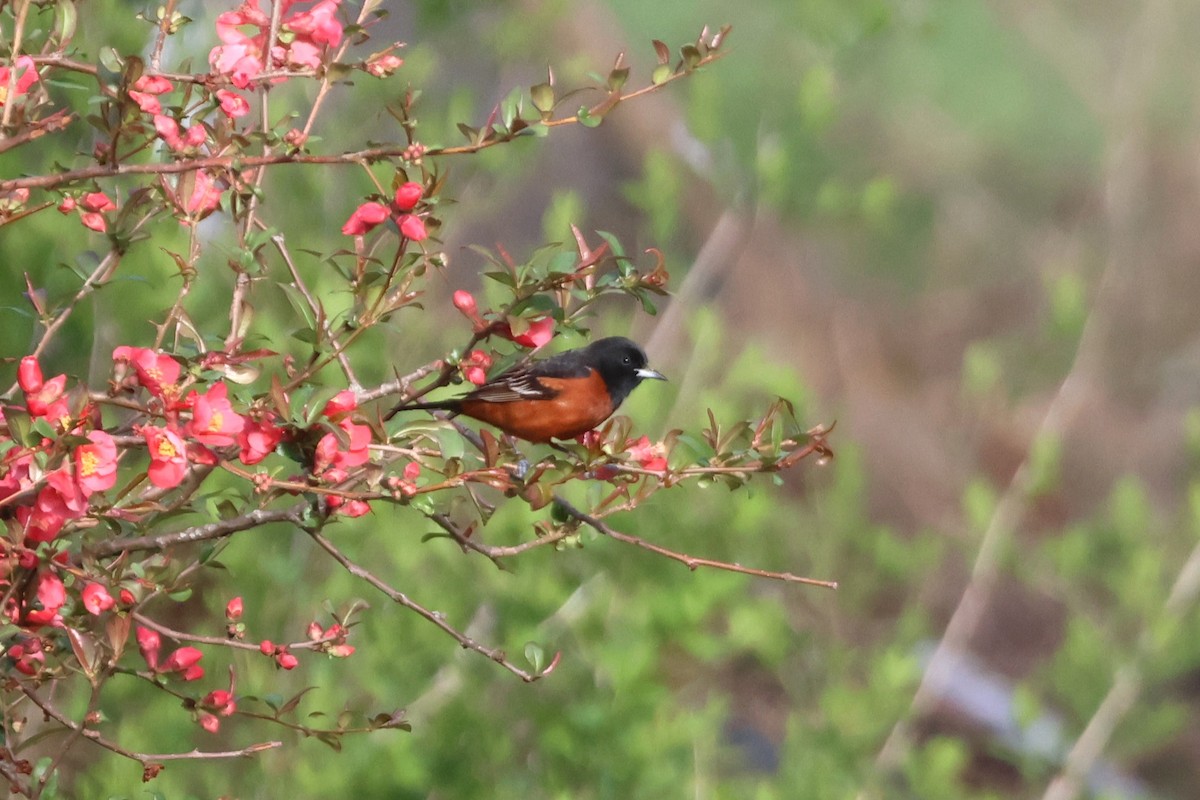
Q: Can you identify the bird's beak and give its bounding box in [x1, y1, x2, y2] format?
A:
[636, 367, 667, 381]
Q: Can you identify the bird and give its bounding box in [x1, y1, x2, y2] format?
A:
[385, 336, 666, 442]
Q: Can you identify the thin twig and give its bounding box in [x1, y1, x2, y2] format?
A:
[17, 683, 281, 765]
[552, 495, 837, 589]
[87, 503, 308, 558]
[306, 527, 552, 681]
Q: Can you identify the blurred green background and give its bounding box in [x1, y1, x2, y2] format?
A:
[6, 0, 1200, 797]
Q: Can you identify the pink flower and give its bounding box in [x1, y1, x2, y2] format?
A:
[80, 212, 107, 232]
[143, 425, 189, 488]
[25, 373, 66, 418]
[313, 419, 371, 472]
[129, 75, 172, 114]
[285, 0, 344, 47]
[181, 171, 224, 219]
[198, 686, 236, 732]
[392, 182, 423, 211]
[626, 436, 668, 472]
[341, 201, 389, 235]
[133, 75, 173, 94]
[17, 356, 42, 392]
[225, 597, 243, 621]
[0, 56, 39, 106]
[154, 115, 206, 152]
[322, 390, 358, 418]
[113, 346, 181, 398]
[136, 626, 161, 669]
[45, 468, 87, 515]
[365, 53, 404, 78]
[81, 192, 116, 213]
[453, 290, 478, 317]
[237, 417, 284, 465]
[339, 499, 371, 517]
[161, 645, 204, 680]
[18, 500, 67, 544]
[81, 583, 115, 615]
[387, 462, 421, 498]
[75, 430, 118, 495]
[210, 4, 269, 88]
[505, 317, 555, 349]
[460, 350, 492, 386]
[8, 638, 45, 675]
[216, 89, 250, 118]
[187, 382, 246, 447]
[398, 213, 427, 241]
[276, 648, 299, 670]
[29, 572, 65, 627]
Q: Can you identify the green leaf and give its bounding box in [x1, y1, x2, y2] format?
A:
[524, 642, 545, 671]
[680, 44, 702, 70]
[577, 106, 602, 128]
[606, 67, 630, 93]
[530, 82, 554, 116]
[651, 64, 673, 85]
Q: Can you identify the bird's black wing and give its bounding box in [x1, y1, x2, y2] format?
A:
[462, 348, 593, 404]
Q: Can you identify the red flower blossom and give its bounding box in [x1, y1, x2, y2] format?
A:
[21, 572, 65, 627]
[313, 419, 371, 472]
[143, 425, 189, 488]
[133, 75, 173, 94]
[187, 382, 246, 447]
[180, 170, 224, 220]
[626, 436, 668, 472]
[81, 192, 116, 213]
[113, 346, 181, 399]
[136, 625, 161, 670]
[226, 596, 243, 621]
[392, 182, 423, 211]
[8, 638, 45, 675]
[198, 687, 237, 733]
[285, 0, 343, 48]
[23, 369, 66, 419]
[216, 89, 250, 118]
[154, 114, 207, 152]
[365, 53, 404, 78]
[322, 390, 358, 418]
[339, 498, 371, 517]
[75, 430, 118, 495]
[341, 201, 389, 235]
[237, 417, 284, 465]
[81, 583, 115, 615]
[460, 349, 492, 385]
[398, 213, 427, 241]
[504, 317, 555, 349]
[161, 645, 204, 680]
[17, 356, 42, 393]
[0, 56, 39, 107]
[129, 75, 173, 114]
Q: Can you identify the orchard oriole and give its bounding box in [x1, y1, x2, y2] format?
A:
[386, 336, 666, 442]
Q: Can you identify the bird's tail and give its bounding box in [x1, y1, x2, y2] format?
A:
[383, 398, 461, 422]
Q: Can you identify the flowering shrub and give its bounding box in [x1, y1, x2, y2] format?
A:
[0, 1, 829, 791]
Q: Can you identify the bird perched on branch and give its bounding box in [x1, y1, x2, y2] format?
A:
[385, 336, 666, 442]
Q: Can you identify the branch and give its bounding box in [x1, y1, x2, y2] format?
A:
[0, 43, 729, 195]
[17, 683, 281, 767]
[305, 527, 554, 682]
[88, 503, 308, 558]
[551, 496, 837, 589]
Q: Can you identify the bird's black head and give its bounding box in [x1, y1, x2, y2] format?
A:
[585, 336, 667, 408]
